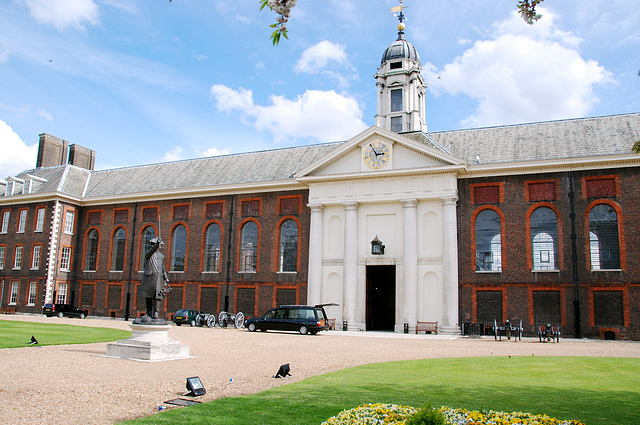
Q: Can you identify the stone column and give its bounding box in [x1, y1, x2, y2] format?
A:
[307, 204, 324, 306]
[441, 196, 460, 334]
[342, 202, 358, 329]
[402, 199, 418, 331]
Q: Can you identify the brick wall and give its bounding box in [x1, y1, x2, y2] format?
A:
[458, 167, 640, 340]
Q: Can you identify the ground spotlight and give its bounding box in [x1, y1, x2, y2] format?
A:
[185, 376, 206, 396]
[274, 363, 291, 378]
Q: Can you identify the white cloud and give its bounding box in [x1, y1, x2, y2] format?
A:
[198, 147, 231, 157]
[25, 0, 99, 31]
[162, 146, 184, 162]
[0, 120, 38, 178]
[295, 40, 348, 74]
[209, 85, 367, 143]
[428, 9, 613, 128]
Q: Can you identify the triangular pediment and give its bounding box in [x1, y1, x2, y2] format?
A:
[296, 126, 466, 179]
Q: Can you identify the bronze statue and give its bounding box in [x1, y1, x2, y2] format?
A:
[135, 238, 171, 324]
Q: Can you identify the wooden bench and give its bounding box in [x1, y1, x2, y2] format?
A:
[1, 306, 16, 314]
[327, 318, 336, 330]
[415, 321, 438, 334]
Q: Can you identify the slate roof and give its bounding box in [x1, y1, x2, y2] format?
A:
[3, 113, 639, 201]
[83, 143, 340, 198]
[427, 113, 640, 165]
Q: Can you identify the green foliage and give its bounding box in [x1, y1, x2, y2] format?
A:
[517, 0, 545, 24]
[0, 320, 130, 348]
[121, 357, 640, 425]
[632, 140, 640, 153]
[406, 403, 445, 425]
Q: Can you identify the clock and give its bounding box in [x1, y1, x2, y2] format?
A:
[363, 141, 390, 169]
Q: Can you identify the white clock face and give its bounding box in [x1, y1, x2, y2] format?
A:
[363, 141, 390, 169]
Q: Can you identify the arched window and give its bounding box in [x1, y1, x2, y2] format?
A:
[475, 209, 502, 271]
[140, 226, 156, 269]
[111, 228, 126, 271]
[171, 225, 187, 271]
[589, 204, 620, 270]
[530, 207, 558, 270]
[240, 221, 258, 272]
[279, 219, 298, 272]
[85, 229, 99, 271]
[204, 223, 221, 272]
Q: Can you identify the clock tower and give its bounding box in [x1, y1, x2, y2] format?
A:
[374, 7, 427, 133]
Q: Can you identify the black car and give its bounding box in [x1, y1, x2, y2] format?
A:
[245, 305, 330, 335]
[42, 303, 88, 319]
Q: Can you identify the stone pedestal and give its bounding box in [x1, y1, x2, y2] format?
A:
[105, 323, 190, 362]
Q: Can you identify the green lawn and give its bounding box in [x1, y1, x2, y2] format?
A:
[0, 319, 130, 348]
[122, 356, 640, 425]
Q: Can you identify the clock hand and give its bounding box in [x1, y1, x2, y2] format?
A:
[369, 143, 379, 156]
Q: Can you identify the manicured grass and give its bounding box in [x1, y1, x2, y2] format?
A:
[122, 356, 640, 425]
[0, 319, 131, 348]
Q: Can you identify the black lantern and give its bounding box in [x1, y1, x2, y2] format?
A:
[371, 236, 385, 255]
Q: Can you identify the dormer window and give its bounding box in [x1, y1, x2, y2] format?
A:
[390, 61, 402, 70]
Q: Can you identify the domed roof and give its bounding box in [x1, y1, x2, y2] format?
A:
[381, 32, 421, 65]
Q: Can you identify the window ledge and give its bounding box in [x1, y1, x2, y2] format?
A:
[30, 267, 39, 271]
[109, 270, 123, 273]
[17, 231, 24, 234]
[531, 269, 560, 273]
[27, 303, 35, 307]
[202, 271, 220, 274]
[277, 271, 297, 274]
[83, 270, 96, 273]
[591, 269, 622, 272]
[475, 270, 502, 274]
[238, 271, 257, 274]
[169, 271, 185, 274]
[12, 267, 21, 270]
[60, 269, 70, 272]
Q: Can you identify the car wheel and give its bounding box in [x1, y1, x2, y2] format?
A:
[57, 312, 64, 318]
[299, 325, 309, 335]
[190, 320, 196, 327]
[196, 315, 203, 327]
[247, 323, 257, 332]
[79, 313, 86, 319]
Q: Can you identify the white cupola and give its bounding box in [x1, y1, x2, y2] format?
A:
[374, 10, 427, 133]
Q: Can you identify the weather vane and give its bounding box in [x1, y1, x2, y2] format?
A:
[390, 0, 408, 31]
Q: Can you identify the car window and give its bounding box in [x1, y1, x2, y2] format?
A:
[274, 309, 288, 319]
[263, 310, 276, 319]
[315, 307, 326, 321]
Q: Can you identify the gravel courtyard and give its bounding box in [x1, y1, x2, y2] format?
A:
[1, 314, 638, 424]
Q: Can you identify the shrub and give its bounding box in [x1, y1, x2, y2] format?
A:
[405, 403, 445, 425]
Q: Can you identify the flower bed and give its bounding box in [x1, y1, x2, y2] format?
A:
[321, 403, 586, 425]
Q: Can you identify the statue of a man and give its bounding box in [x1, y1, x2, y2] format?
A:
[137, 238, 170, 322]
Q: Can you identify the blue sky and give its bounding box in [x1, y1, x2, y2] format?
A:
[1, 0, 639, 179]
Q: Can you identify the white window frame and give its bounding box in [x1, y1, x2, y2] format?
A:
[28, 282, 37, 306]
[35, 208, 45, 232]
[0, 246, 5, 270]
[31, 245, 41, 270]
[60, 247, 72, 271]
[17, 210, 27, 233]
[13, 246, 23, 269]
[56, 283, 68, 304]
[9, 281, 19, 305]
[1, 211, 9, 234]
[64, 211, 75, 235]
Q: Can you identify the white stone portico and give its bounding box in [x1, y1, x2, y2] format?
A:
[297, 126, 465, 334]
